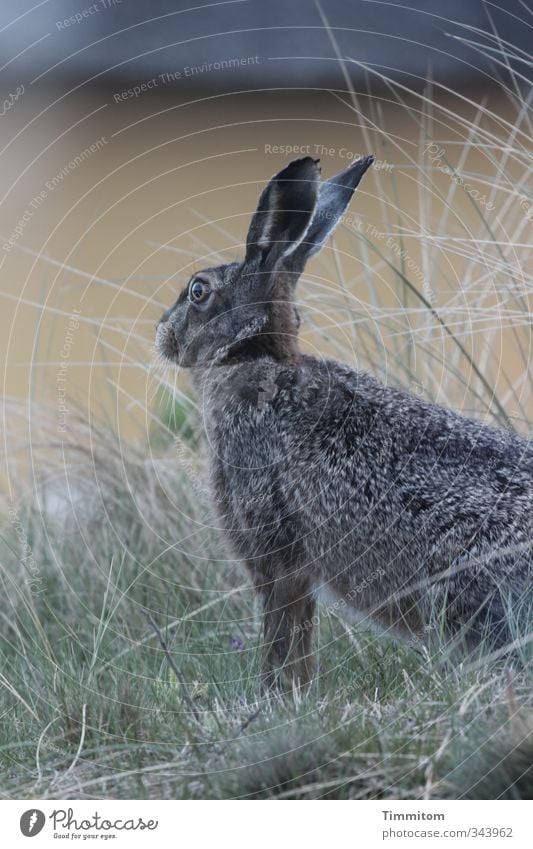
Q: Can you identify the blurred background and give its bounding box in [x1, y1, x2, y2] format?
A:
[1, 0, 531, 483]
[1, 0, 532, 801]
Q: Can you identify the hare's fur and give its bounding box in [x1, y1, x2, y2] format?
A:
[157, 156, 532, 688]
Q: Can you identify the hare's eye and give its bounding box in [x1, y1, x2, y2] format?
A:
[189, 278, 211, 304]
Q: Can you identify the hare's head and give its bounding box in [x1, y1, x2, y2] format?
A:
[156, 155, 373, 368]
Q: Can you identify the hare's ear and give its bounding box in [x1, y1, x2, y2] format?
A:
[245, 157, 320, 266]
[290, 155, 374, 267]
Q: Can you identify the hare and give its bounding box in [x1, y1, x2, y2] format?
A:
[156, 155, 533, 689]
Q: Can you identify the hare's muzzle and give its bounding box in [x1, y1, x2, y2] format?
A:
[155, 315, 179, 363]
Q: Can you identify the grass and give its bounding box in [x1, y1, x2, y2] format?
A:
[1, 34, 532, 799]
[0, 400, 531, 799]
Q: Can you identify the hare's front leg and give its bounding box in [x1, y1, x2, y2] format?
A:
[256, 570, 316, 692]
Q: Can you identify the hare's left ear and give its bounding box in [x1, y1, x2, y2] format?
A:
[245, 157, 320, 267]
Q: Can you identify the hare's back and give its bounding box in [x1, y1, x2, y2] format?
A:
[286, 357, 533, 570]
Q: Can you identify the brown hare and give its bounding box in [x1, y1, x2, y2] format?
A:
[157, 155, 532, 690]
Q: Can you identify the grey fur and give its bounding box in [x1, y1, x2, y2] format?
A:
[156, 156, 532, 689]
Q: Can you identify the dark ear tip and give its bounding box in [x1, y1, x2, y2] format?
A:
[288, 156, 317, 166]
[339, 153, 375, 185]
[279, 156, 321, 182]
[357, 154, 375, 170]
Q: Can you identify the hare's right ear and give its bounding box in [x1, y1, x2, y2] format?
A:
[245, 157, 320, 267]
[289, 155, 374, 268]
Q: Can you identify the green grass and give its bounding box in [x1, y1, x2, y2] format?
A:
[0, 412, 531, 800]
